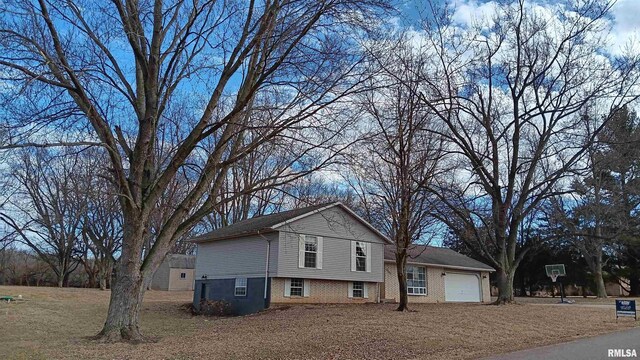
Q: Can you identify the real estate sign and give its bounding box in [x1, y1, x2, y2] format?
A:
[615, 299, 637, 320]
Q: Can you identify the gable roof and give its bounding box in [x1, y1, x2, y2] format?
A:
[384, 245, 495, 272]
[165, 254, 196, 269]
[191, 202, 391, 244]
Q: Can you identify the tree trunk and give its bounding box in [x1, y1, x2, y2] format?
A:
[395, 251, 409, 311]
[99, 276, 107, 291]
[495, 268, 514, 304]
[96, 262, 147, 343]
[57, 276, 64, 288]
[594, 270, 607, 298]
[95, 223, 150, 342]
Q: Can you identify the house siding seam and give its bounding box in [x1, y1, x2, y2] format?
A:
[382, 263, 491, 303]
[270, 277, 378, 304]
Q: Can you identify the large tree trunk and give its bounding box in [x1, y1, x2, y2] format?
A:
[96, 261, 147, 342]
[95, 222, 150, 342]
[495, 268, 514, 304]
[395, 251, 409, 311]
[594, 269, 607, 298]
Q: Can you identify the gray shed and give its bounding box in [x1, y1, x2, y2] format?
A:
[150, 254, 196, 291]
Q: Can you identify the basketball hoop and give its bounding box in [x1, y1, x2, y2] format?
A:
[545, 264, 568, 303]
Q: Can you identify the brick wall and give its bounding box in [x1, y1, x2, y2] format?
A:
[383, 262, 444, 303]
[382, 262, 492, 303]
[481, 271, 491, 301]
[270, 278, 379, 304]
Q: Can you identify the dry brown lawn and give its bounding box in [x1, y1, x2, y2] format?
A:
[514, 296, 640, 305]
[0, 286, 637, 360]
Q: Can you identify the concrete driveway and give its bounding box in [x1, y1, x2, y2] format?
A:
[487, 327, 640, 360]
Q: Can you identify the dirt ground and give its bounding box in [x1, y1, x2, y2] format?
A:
[1, 286, 637, 360]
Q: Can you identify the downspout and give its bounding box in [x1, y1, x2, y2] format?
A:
[257, 230, 271, 301]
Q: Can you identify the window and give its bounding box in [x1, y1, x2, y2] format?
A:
[180, 272, 186, 279]
[355, 242, 367, 272]
[352, 281, 364, 298]
[304, 236, 317, 268]
[407, 266, 427, 295]
[299, 235, 323, 269]
[290, 278, 304, 297]
[234, 278, 247, 296]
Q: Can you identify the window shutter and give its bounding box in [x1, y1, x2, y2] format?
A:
[298, 234, 305, 268]
[303, 280, 310, 297]
[366, 242, 371, 272]
[284, 278, 291, 297]
[316, 236, 323, 269]
[363, 283, 369, 299]
[350, 241, 356, 272]
[348, 282, 353, 298]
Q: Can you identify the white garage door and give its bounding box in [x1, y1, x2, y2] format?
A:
[444, 273, 481, 302]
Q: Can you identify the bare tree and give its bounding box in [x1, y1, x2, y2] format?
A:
[80, 163, 123, 290]
[347, 41, 443, 311]
[412, 0, 640, 303]
[548, 148, 616, 298]
[0, 0, 388, 340]
[0, 149, 86, 287]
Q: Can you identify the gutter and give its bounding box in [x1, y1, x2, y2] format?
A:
[384, 259, 495, 273]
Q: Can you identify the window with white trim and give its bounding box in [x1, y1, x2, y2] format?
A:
[290, 278, 304, 297]
[407, 266, 426, 295]
[352, 281, 364, 298]
[234, 278, 247, 296]
[355, 242, 367, 272]
[180, 272, 186, 279]
[304, 236, 318, 268]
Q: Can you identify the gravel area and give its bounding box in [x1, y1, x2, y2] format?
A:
[1, 286, 637, 359]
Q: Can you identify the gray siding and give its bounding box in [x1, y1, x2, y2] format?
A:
[277, 231, 384, 282]
[150, 259, 170, 290]
[274, 206, 386, 244]
[274, 206, 386, 282]
[195, 232, 278, 279]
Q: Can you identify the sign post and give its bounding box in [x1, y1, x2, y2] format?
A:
[615, 299, 637, 321]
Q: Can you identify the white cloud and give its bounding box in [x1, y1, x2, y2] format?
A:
[449, 0, 640, 56]
[609, 0, 640, 55]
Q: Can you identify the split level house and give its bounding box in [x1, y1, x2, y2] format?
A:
[192, 202, 494, 315]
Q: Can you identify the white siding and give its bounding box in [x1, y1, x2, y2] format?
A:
[195, 232, 279, 279]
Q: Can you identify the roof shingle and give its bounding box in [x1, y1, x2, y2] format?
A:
[384, 245, 494, 271]
[190, 203, 334, 243]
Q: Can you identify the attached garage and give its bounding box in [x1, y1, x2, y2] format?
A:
[444, 273, 481, 302]
[382, 245, 494, 303]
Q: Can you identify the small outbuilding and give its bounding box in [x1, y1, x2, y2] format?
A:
[151, 254, 196, 291]
[382, 245, 494, 303]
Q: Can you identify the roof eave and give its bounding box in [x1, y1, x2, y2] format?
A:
[190, 228, 277, 244]
[384, 259, 495, 272]
[270, 202, 393, 245]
